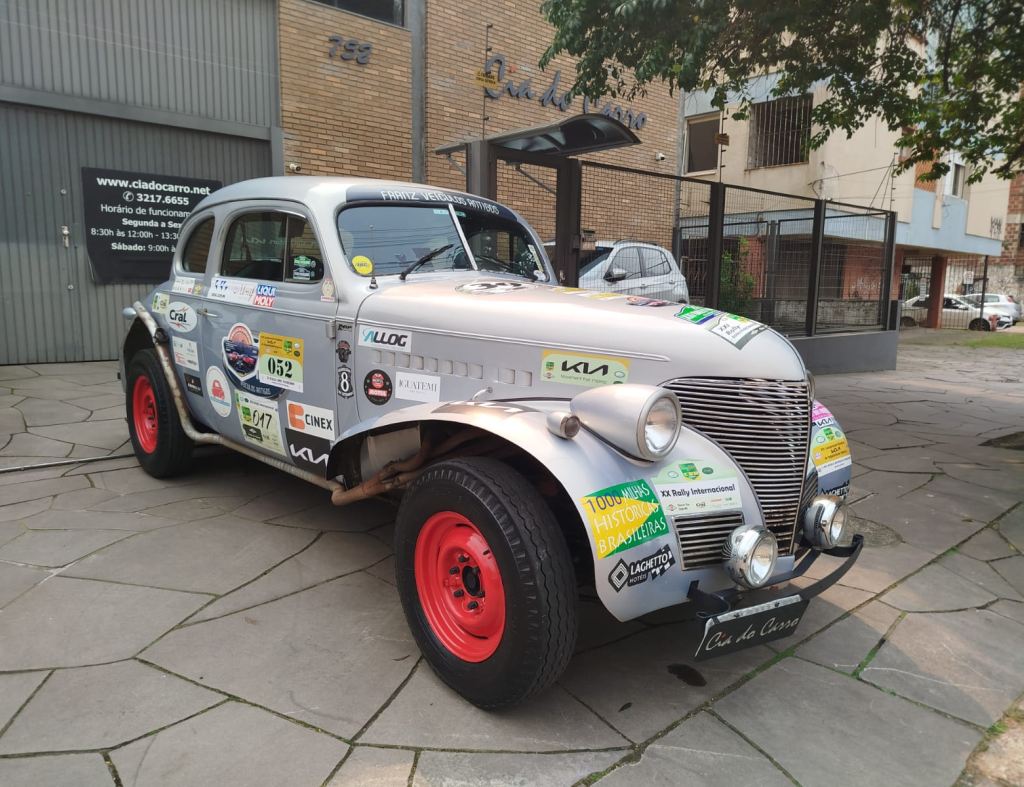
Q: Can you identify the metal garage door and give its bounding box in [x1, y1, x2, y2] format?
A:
[0, 102, 270, 363]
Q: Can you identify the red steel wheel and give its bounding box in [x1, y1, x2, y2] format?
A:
[414, 511, 506, 662]
[131, 374, 159, 454]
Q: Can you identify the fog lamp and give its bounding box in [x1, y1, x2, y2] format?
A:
[725, 523, 779, 589]
[802, 495, 846, 549]
[546, 411, 581, 439]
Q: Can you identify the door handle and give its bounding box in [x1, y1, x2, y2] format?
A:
[197, 307, 219, 318]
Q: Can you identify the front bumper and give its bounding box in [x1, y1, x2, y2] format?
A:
[685, 534, 864, 658]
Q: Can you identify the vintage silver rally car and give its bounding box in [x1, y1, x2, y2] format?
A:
[120, 177, 862, 708]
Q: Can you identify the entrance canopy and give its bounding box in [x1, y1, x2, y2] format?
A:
[437, 113, 640, 158]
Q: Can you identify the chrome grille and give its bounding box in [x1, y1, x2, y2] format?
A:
[662, 377, 811, 554]
[674, 512, 745, 568]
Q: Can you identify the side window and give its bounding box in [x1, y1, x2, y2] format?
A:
[640, 248, 671, 276]
[181, 218, 214, 273]
[612, 247, 643, 279]
[221, 212, 323, 283]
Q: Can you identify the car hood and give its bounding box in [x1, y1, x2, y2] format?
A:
[355, 276, 806, 381]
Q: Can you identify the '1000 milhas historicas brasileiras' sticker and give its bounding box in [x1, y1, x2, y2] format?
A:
[579, 480, 669, 559]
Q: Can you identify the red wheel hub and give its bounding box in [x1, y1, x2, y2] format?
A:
[414, 511, 506, 662]
[132, 375, 159, 454]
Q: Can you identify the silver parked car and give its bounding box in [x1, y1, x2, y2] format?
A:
[901, 294, 1012, 330]
[120, 177, 859, 708]
[961, 293, 1020, 324]
[546, 240, 690, 303]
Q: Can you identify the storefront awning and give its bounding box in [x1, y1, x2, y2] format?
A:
[436, 113, 641, 158]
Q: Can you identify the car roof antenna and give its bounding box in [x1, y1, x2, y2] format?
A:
[369, 272, 378, 290]
[472, 386, 492, 402]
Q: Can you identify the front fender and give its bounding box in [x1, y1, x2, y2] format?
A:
[342, 398, 778, 622]
[807, 401, 853, 498]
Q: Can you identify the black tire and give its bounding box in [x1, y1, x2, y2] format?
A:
[395, 458, 577, 709]
[899, 316, 916, 328]
[125, 348, 194, 478]
[969, 318, 990, 332]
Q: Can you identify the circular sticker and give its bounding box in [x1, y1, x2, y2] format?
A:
[320, 278, 336, 302]
[352, 255, 374, 275]
[363, 369, 393, 405]
[166, 302, 198, 333]
[456, 281, 529, 294]
[205, 366, 232, 417]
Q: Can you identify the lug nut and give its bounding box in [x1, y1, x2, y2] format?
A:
[453, 589, 464, 598]
[449, 567, 459, 575]
[457, 555, 469, 563]
[467, 601, 479, 610]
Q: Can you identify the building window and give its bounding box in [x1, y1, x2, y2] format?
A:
[746, 95, 813, 169]
[949, 163, 966, 198]
[310, 0, 403, 26]
[686, 115, 719, 173]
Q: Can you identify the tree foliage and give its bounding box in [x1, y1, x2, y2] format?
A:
[541, 0, 1024, 181]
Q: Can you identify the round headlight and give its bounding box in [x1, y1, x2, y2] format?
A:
[643, 396, 680, 457]
[725, 524, 779, 589]
[802, 495, 846, 549]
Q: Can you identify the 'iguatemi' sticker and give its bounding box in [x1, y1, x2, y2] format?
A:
[650, 461, 742, 516]
[580, 480, 669, 559]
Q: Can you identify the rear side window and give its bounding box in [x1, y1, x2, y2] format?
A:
[640, 248, 671, 276]
[181, 218, 214, 273]
[221, 212, 323, 283]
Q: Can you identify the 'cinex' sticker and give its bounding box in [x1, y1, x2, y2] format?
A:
[580, 480, 669, 559]
[651, 461, 742, 516]
[541, 349, 629, 388]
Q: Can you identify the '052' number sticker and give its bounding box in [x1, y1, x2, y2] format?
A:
[257, 333, 304, 392]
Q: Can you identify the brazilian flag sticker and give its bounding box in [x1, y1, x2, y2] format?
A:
[580, 480, 670, 559]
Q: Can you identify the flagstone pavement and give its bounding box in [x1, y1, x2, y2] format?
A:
[0, 341, 1022, 786]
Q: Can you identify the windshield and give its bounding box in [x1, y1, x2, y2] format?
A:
[337, 204, 545, 280]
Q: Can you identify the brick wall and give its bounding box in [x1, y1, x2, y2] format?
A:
[278, 0, 413, 180]
[1001, 173, 1024, 280]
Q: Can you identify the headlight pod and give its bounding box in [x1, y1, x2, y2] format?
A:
[725, 523, 779, 589]
[570, 384, 682, 461]
[803, 495, 847, 549]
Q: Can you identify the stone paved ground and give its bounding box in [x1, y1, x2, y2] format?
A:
[0, 340, 1022, 787]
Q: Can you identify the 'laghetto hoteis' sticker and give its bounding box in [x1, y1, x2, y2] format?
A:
[580, 480, 669, 559]
[650, 461, 742, 516]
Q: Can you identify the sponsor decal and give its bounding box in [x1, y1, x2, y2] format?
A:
[171, 336, 200, 371]
[363, 369, 393, 405]
[580, 291, 625, 301]
[171, 276, 196, 295]
[823, 481, 850, 498]
[580, 480, 670, 559]
[456, 281, 530, 294]
[235, 391, 285, 455]
[812, 401, 836, 428]
[625, 296, 669, 307]
[675, 306, 767, 349]
[251, 282, 277, 308]
[651, 461, 742, 516]
[811, 423, 852, 477]
[184, 373, 202, 395]
[209, 276, 256, 304]
[396, 372, 441, 403]
[151, 292, 170, 314]
[433, 401, 536, 418]
[676, 305, 718, 325]
[166, 302, 197, 333]
[552, 286, 585, 294]
[337, 366, 354, 398]
[608, 544, 676, 592]
[286, 401, 335, 441]
[286, 429, 330, 475]
[359, 327, 413, 351]
[321, 278, 336, 302]
[205, 366, 232, 417]
[541, 349, 629, 388]
[291, 255, 316, 281]
[257, 333, 304, 392]
[352, 255, 374, 275]
[336, 340, 352, 363]
[222, 323, 282, 398]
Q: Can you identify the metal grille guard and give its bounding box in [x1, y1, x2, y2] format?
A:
[686, 534, 864, 619]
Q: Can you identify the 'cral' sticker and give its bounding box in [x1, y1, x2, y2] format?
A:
[541, 349, 629, 388]
[257, 333, 304, 392]
[580, 480, 669, 559]
[651, 461, 742, 516]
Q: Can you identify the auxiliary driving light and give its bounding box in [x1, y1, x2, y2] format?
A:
[803, 495, 847, 550]
[725, 523, 779, 589]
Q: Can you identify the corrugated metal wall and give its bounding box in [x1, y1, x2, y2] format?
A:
[0, 0, 277, 128]
[0, 103, 271, 363]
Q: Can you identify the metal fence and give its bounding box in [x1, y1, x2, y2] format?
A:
[576, 162, 896, 337]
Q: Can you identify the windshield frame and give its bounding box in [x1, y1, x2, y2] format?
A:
[335, 198, 553, 282]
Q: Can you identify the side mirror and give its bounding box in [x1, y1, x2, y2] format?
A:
[605, 267, 628, 282]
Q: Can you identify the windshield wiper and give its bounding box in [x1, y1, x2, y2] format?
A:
[399, 244, 454, 281]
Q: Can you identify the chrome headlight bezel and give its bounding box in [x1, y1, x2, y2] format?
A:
[570, 384, 682, 461]
[802, 495, 846, 549]
[725, 523, 779, 589]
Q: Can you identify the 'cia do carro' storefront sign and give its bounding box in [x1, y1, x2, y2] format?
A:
[482, 54, 648, 131]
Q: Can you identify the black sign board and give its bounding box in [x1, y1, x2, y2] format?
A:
[80, 167, 221, 283]
[694, 594, 809, 661]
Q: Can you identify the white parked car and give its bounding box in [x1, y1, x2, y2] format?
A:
[901, 294, 1012, 330]
[545, 240, 690, 303]
[961, 293, 1020, 324]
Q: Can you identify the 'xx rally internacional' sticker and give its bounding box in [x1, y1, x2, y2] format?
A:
[235, 391, 284, 455]
[541, 349, 629, 388]
[676, 306, 767, 349]
[579, 480, 669, 559]
[650, 461, 742, 516]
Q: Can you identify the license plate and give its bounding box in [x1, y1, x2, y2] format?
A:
[694, 594, 809, 661]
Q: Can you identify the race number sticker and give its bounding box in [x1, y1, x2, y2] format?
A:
[171, 337, 200, 371]
[811, 423, 852, 476]
[580, 480, 669, 559]
[257, 333, 304, 392]
[235, 392, 284, 455]
[651, 461, 742, 516]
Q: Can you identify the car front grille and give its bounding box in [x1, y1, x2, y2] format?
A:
[661, 376, 811, 557]
[673, 511, 746, 568]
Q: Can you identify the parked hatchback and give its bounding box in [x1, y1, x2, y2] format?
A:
[545, 240, 690, 303]
[961, 293, 1020, 324]
[901, 294, 1012, 330]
